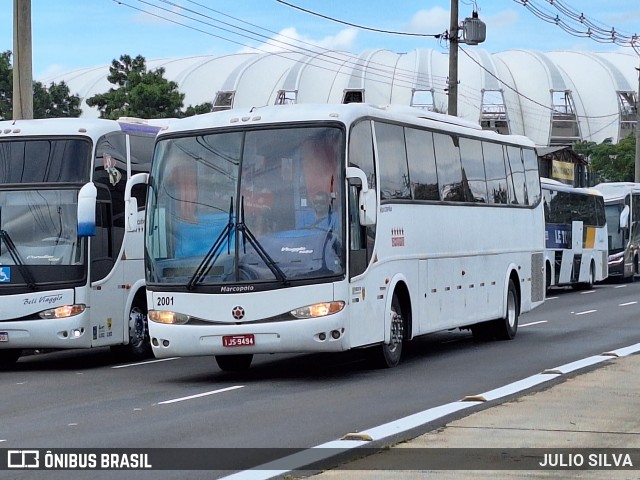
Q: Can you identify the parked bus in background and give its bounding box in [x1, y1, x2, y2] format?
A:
[593, 182, 640, 281]
[541, 178, 608, 289]
[144, 104, 545, 371]
[0, 117, 166, 366]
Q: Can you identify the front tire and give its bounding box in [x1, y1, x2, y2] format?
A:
[0, 349, 22, 368]
[369, 294, 404, 368]
[216, 354, 253, 372]
[111, 303, 152, 360]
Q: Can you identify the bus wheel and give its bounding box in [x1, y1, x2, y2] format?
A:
[127, 305, 152, 358]
[216, 354, 253, 372]
[0, 349, 22, 367]
[112, 304, 152, 360]
[370, 294, 404, 368]
[545, 263, 552, 292]
[493, 279, 519, 340]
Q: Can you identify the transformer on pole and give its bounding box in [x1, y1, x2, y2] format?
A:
[447, 2, 486, 117]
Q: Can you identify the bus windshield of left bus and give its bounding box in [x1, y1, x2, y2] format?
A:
[146, 125, 345, 288]
[0, 138, 91, 288]
[0, 189, 82, 265]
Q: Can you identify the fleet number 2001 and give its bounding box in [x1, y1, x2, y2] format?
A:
[156, 296, 174, 307]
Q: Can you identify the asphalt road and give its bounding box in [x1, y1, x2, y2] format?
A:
[2, 281, 640, 479]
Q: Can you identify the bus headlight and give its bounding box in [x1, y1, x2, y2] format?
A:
[38, 304, 86, 319]
[148, 310, 190, 325]
[290, 301, 345, 319]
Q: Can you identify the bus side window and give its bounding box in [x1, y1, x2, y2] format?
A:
[91, 184, 115, 282]
[348, 184, 367, 277]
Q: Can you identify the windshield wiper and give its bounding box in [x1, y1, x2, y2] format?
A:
[237, 196, 288, 284]
[0, 208, 36, 290]
[187, 197, 235, 290]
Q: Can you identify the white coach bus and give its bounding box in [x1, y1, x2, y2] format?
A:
[0, 117, 165, 365]
[593, 182, 640, 281]
[145, 104, 545, 371]
[541, 178, 608, 289]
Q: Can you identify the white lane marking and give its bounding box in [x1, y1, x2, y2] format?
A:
[221, 343, 640, 480]
[545, 296, 558, 300]
[0, 440, 6, 443]
[580, 290, 596, 295]
[219, 343, 640, 480]
[619, 301, 638, 306]
[158, 385, 244, 405]
[575, 309, 597, 315]
[614, 285, 627, 289]
[112, 357, 179, 369]
[520, 320, 548, 327]
[542, 355, 612, 375]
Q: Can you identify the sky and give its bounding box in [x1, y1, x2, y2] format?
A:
[1, 0, 639, 79]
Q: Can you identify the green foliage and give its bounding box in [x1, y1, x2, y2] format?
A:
[33, 81, 82, 118]
[0, 51, 13, 120]
[183, 102, 213, 117]
[86, 54, 211, 119]
[0, 50, 82, 119]
[575, 134, 637, 183]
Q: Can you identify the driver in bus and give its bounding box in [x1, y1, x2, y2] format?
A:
[312, 191, 338, 232]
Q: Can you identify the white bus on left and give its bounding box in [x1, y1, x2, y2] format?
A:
[0, 117, 166, 366]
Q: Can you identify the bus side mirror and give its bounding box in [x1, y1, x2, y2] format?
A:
[77, 182, 97, 237]
[125, 173, 149, 232]
[346, 166, 377, 226]
[620, 205, 630, 230]
[359, 189, 377, 226]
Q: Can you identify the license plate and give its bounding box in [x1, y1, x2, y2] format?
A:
[0, 332, 8, 342]
[222, 334, 255, 347]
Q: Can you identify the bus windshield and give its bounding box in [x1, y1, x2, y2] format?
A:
[0, 189, 83, 267]
[146, 125, 345, 287]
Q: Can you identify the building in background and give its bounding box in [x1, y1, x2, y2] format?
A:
[43, 47, 637, 186]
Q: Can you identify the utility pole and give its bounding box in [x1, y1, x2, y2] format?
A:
[13, 0, 33, 120]
[636, 66, 640, 182]
[447, 0, 459, 117]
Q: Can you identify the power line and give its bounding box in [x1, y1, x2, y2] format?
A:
[511, 0, 639, 48]
[113, 0, 625, 126]
[273, 0, 444, 38]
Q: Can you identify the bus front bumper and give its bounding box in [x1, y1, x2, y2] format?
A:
[149, 315, 350, 358]
[0, 312, 93, 350]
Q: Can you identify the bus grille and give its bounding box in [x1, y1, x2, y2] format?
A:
[531, 252, 544, 302]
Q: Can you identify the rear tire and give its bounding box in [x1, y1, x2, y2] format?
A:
[493, 279, 519, 340]
[216, 354, 253, 372]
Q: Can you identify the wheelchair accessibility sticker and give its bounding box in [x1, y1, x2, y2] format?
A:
[0, 267, 10, 282]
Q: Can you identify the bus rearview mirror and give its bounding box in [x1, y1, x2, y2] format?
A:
[77, 182, 97, 237]
[620, 205, 630, 230]
[124, 173, 149, 233]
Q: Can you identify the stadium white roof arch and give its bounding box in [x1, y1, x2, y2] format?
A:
[42, 48, 638, 147]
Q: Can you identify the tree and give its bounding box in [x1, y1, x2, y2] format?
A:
[86, 54, 211, 119]
[0, 50, 82, 120]
[575, 134, 636, 183]
[33, 80, 82, 118]
[0, 51, 13, 120]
